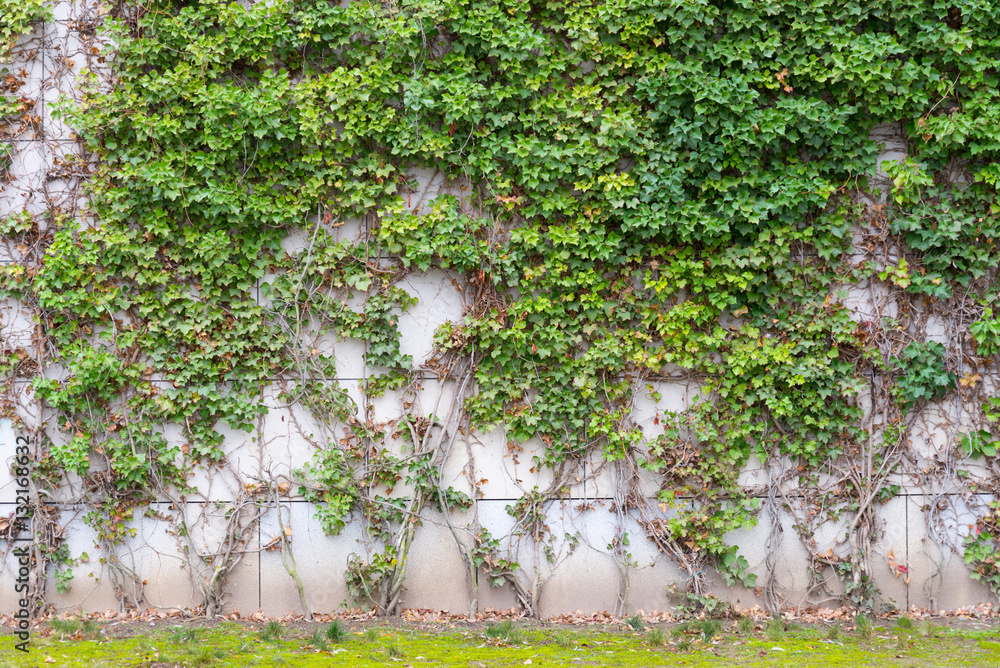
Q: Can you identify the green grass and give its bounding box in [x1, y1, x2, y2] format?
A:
[11, 618, 998, 667]
[646, 626, 667, 647]
[51, 619, 83, 637]
[696, 619, 723, 641]
[81, 620, 103, 640]
[626, 614, 645, 631]
[764, 617, 786, 641]
[50, 618, 102, 641]
[305, 629, 328, 652]
[553, 630, 576, 648]
[259, 620, 282, 642]
[325, 620, 347, 643]
[187, 645, 226, 666]
[170, 627, 199, 644]
[483, 619, 525, 645]
[854, 613, 874, 640]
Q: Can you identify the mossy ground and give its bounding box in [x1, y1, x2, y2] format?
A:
[2, 618, 999, 667]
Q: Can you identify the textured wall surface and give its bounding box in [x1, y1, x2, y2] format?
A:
[1, 3, 998, 618]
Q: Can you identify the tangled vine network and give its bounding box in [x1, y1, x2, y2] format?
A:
[2, 0, 1000, 619]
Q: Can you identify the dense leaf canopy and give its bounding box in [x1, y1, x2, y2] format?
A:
[3, 0, 1000, 607]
